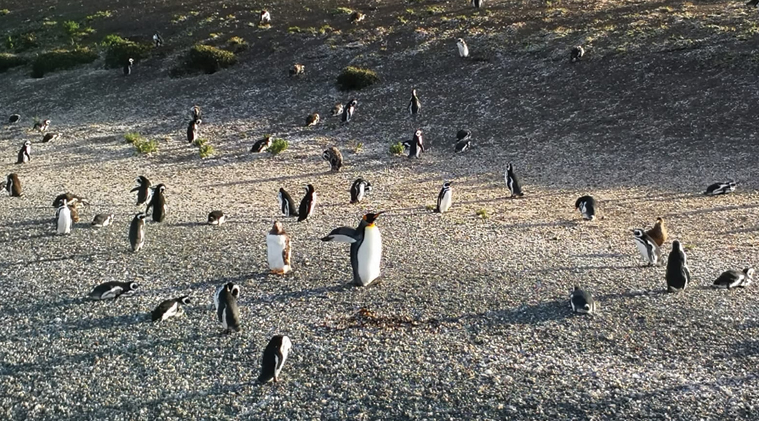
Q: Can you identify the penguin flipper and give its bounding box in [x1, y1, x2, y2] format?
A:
[321, 227, 360, 243]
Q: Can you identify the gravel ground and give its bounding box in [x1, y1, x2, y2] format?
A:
[1, 34, 759, 420]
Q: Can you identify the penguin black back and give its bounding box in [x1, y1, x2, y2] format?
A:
[251, 136, 272, 153]
[146, 184, 166, 222]
[129, 212, 147, 252]
[152, 296, 191, 322]
[298, 185, 316, 222]
[570, 286, 596, 314]
[350, 178, 372, 204]
[16, 141, 31, 164]
[408, 129, 424, 158]
[89, 281, 139, 300]
[505, 163, 524, 197]
[258, 335, 293, 383]
[342, 99, 357, 123]
[131, 176, 152, 206]
[278, 188, 299, 217]
[407, 89, 421, 116]
[217, 283, 241, 333]
[574, 196, 596, 220]
[6, 173, 21, 197]
[666, 240, 691, 293]
[322, 147, 343, 172]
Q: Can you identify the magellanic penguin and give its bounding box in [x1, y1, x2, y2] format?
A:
[666, 240, 691, 293]
[146, 184, 167, 222]
[278, 188, 300, 217]
[322, 147, 343, 172]
[214, 282, 241, 313]
[191, 105, 202, 122]
[187, 119, 201, 143]
[124, 58, 134, 76]
[91, 213, 114, 228]
[714, 268, 754, 289]
[350, 178, 372, 204]
[16, 140, 31, 164]
[131, 176, 152, 206]
[645, 217, 667, 247]
[407, 88, 421, 117]
[208, 211, 226, 225]
[632, 229, 660, 266]
[342, 99, 357, 123]
[455, 130, 472, 153]
[9, 114, 20, 124]
[258, 335, 293, 384]
[88, 281, 139, 300]
[574, 196, 597, 221]
[153, 33, 164, 47]
[152, 296, 191, 322]
[408, 129, 425, 158]
[217, 283, 241, 333]
[436, 181, 453, 213]
[56, 199, 72, 235]
[505, 163, 524, 198]
[704, 181, 737, 196]
[321, 212, 384, 287]
[267, 221, 292, 275]
[570, 46, 585, 62]
[306, 113, 320, 127]
[297, 184, 316, 222]
[33, 119, 50, 132]
[129, 212, 147, 252]
[251, 135, 272, 153]
[331, 103, 344, 117]
[42, 132, 60, 143]
[570, 286, 597, 314]
[457, 38, 469, 58]
[260, 10, 271, 24]
[5, 173, 22, 197]
[471, 0, 483, 8]
[289, 63, 305, 76]
[350, 11, 366, 23]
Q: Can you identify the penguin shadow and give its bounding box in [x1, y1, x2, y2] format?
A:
[60, 311, 145, 332]
[203, 170, 329, 187]
[171, 221, 207, 228]
[252, 282, 354, 305]
[603, 192, 695, 204]
[666, 202, 759, 217]
[483, 299, 569, 325]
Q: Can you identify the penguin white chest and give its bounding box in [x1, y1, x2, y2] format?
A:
[57, 208, 71, 234]
[267, 234, 290, 272]
[439, 190, 452, 213]
[357, 225, 382, 285]
[634, 240, 654, 264]
[457, 42, 469, 57]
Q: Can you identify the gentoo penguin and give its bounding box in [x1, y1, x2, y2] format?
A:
[91, 213, 114, 228]
[408, 129, 425, 158]
[207, 211, 226, 225]
[471, 0, 483, 8]
[306, 113, 320, 127]
[267, 221, 292, 275]
[714, 268, 754, 289]
[88, 281, 139, 300]
[505, 163, 524, 198]
[16, 140, 31, 164]
[191, 105, 201, 122]
[42, 132, 60, 142]
[457, 38, 469, 58]
[350, 11, 366, 23]
[152, 33, 163, 47]
[129, 212, 147, 252]
[574, 196, 596, 220]
[350, 178, 372, 204]
[331, 103, 344, 116]
[187, 119, 201, 143]
[217, 283, 241, 333]
[322, 212, 384, 286]
[436, 181, 453, 213]
[632, 229, 660, 266]
[124, 58, 133, 76]
[570, 286, 596, 314]
[260, 10, 271, 24]
[251, 135, 272, 153]
[146, 184, 167, 222]
[342, 99, 357, 123]
[570, 46, 585, 62]
[322, 147, 343, 172]
[152, 296, 191, 322]
[131, 176, 152, 206]
[704, 181, 737, 196]
[278, 188, 300, 217]
[8, 114, 20, 124]
[289, 63, 305, 76]
[33, 119, 50, 132]
[297, 184, 316, 222]
[258, 335, 293, 383]
[666, 240, 691, 293]
[56, 199, 72, 235]
[5, 173, 21, 197]
[407, 88, 421, 117]
[214, 282, 241, 313]
[645, 217, 667, 247]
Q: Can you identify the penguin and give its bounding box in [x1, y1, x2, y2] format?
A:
[131, 176, 152, 206]
[704, 181, 737, 196]
[258, 335, 293, 383]
[436, 181, 453, 213]
[569, 286, 596, 314]
[350, 11, 366, 23]
[16, 140, 31, 164]
[456, 130, 471, 141]
[278, 188, 300, 217]
[322, 147, 343, 172]
[8, 114, 20, 124]
[267, 221, 292, 275]
[570, 46, 585, 62]
[331, 103, 344, 117]
[56, 199, 72, 235]
[260, 10, 271, 24]
[297, 184, 316, 222]
[53, 193, 89, 209]
[251, 135, 272, 153]
[124, 58, 133, 76]
[5, 173, 21, 197]
[33, 119, 50, 132]
[91, 213, 114, 228]
[322, 212, 384, 287]
[289, 63, 305, 76]
[666, 240, 691, 293]
[632, 229, 660, 266]
[471, 0, 483, 8]
[341, 99, 357, 123]
[67, 204, 80, 224]
[187, 119, 201, 143]
[505, 163, 524, 198]
[129, 212, 147, 252]
[207, 211, 226, 225]
[306, 113, 320, 127]
[713, 268, 754, 289]
[191, 105, 201, 122]
[216, 283, 241, 333]
[407, 88, 421, 117]
[146, 184, 167, 222]
[574, 196, 596, 220]
[88, 281, 139, 300]
[214, 282, 241, 313]
[457, 38, 469, 58]
[152, 33, 163, 47]
[454, 138, 471, 153]
[408, 129, 425, 158]
[748, 0, 758, 7]
[350, 178, 372, 204]
[645, 217, 667, 247]
[152, 296, 191, 322]
[42, 132, 60, 143]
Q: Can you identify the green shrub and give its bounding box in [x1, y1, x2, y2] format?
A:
[0, 9, 10, 16]
[333, 7, 354, 15]
[134, 138, 158, 154]
[31, 47, 98, 78]
[198, 143, 215, 158]
[0, 53, 27, 73]
[476, 209, 490, 219]
[7, 32, 39, 53]
[389, 142, 404, 155]
[62, 21, 80, 37]
[269, 138, 288, 155]
[225, 36, 248, 53]
[179, 44, 237, 75]
[101, 34, 151, 68]
[124, 132, 142, 144]
[85, 10, 112, 22]
[337, 66, 379, 91]
[192, 137, 207, 147]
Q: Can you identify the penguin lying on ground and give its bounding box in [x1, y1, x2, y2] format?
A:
[258, 335, 292, 383]
[207, 211, 226, 225]
[91, 213, 114, 228]
[88, 281, 139, 300]
[152, 296, 191, 322]
[704, 181, 737, 196]
[322, 147, 343, 172]
[574, 196, 596, 221]
[713, 268, 754, 289]
[322, 212, 384, 287]
[570, 286, 596, 314]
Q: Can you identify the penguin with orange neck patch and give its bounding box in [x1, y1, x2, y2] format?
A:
[322, 212, 384, 286]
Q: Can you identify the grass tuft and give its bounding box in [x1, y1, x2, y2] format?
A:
[269, 138, 288, 155]
[476, 209, 490, 219]
[124, 132, 142, 144]
[198, 143, 215, 158]
[172, 44, 237, 76]
[389, 142, 405, 155]
[337, 66, 379, 91]
[31, 47, 98, 78]
[134, 138, 158, 154]
[225, 36, 248, 53]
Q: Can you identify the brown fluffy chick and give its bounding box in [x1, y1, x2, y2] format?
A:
[645, 217, 667, 247]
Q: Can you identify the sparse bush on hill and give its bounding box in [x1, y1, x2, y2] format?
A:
[198, 143, 215, 158]
[269, 138, 288, 155]
[171, 44, 237, 76]
[0, 53, 27, 73]
[389, 142, 405, 155]
[124, 132, 142, 144]
[337, 66, 379, 91]
[101, 34, 151, 68]
[31, 47, 97, 78]
[225, 36, 248, 53]
[134, 138, 158, 154]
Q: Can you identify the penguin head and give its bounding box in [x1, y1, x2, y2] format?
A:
[365, 180, 372, 191]
[224, 282, 241, 298]
[135, 212, 148, 220]
[349, 99, 358, 107]
[179, 296, 191, 305]
[362, 212, 384, 225]
[632, 229, 644, 238]
[128, 58, 134, 65]
[506, 163, 513, 172]
[44, 119, 50, 125]
[270, 221, 285, 235]
[411, 88, 417, 96]
[672, 240, 683, 252]
[24, 140, 31, 147]
[194, 119, 202, 126]
[414, 129, 422, 138]
[306, 184, 315, 194]
[744, 268, 755, 278]
[154, 184, 166, 193]
[443, 181, 452, 188]
[655, 217, 664, 225]
[128, 282, 139, 291]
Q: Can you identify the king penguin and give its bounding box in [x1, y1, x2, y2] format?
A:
[152, 296, 191, 322]
[278, 188, 299, 217]
[574, 196, 596, 220]
[436, 181, 453, 213]
[6, 173, 21, 197]
[713, 268, 754, 289]
[267, 221, 292, 275]
[56, 199, 72, 235]
[217, 283, 241, 333]
[88, 281, 139, 300]
[16, 140, 31, 164]
[258, 335, 293, 383]
[666, 240, 691, 293]
[632, 229, 660, 266]
[505, 163, 524, 198]
[129, 212, 147, 252]
[322, 212, 384, 287]
[570, 286, 597, 314]
[131, 176, 152, 206]
[297, 184, 316, 222]
[350, 178, 372, 204]
[146, 184, 167, 222]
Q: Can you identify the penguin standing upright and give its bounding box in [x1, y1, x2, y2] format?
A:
[714, 268, 754, 289]
[267, 221, 292, 275]
[666, 240, 691, 293]
[146, 184, 166, 222]
[258, 335, 293, 383]
[632, 229, 660, 266]
[570, 46, 585, 62]
[191, 105, 201, 122]
[88, 281, 139, 300]
[187, 119, 201, 143]
[408, 129, 425, 158]
[153, 33, 164, 47]
[505, 163, 524, 198]
[407, 89, 421, 117]
[457, 38, 469, 58]
[129, 212, 147, 252]
[16, 140, 31, 164]
[574, 196, 596, 220]
[278, 188, 299, 217]
[322, 212, 384, 286]
[214, 282, 240, 313]
[570, 286, 596, 314]
[322, 147, 343, 172]
[436, 181, 453, 213]
[131, 176, 152, 206]
[5, 173, 22, 197]
[56, 199, 72, 235]
[342, 99, 357, 123]
[152, 296, 191, 322]
[645, 217, 667, 247]
[260, 10, 271, 24]
[217, 283, 241, 333]
[297, 184, 316, 222]
[124, 58, 134, 76]
[350, 178, 372, 204]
